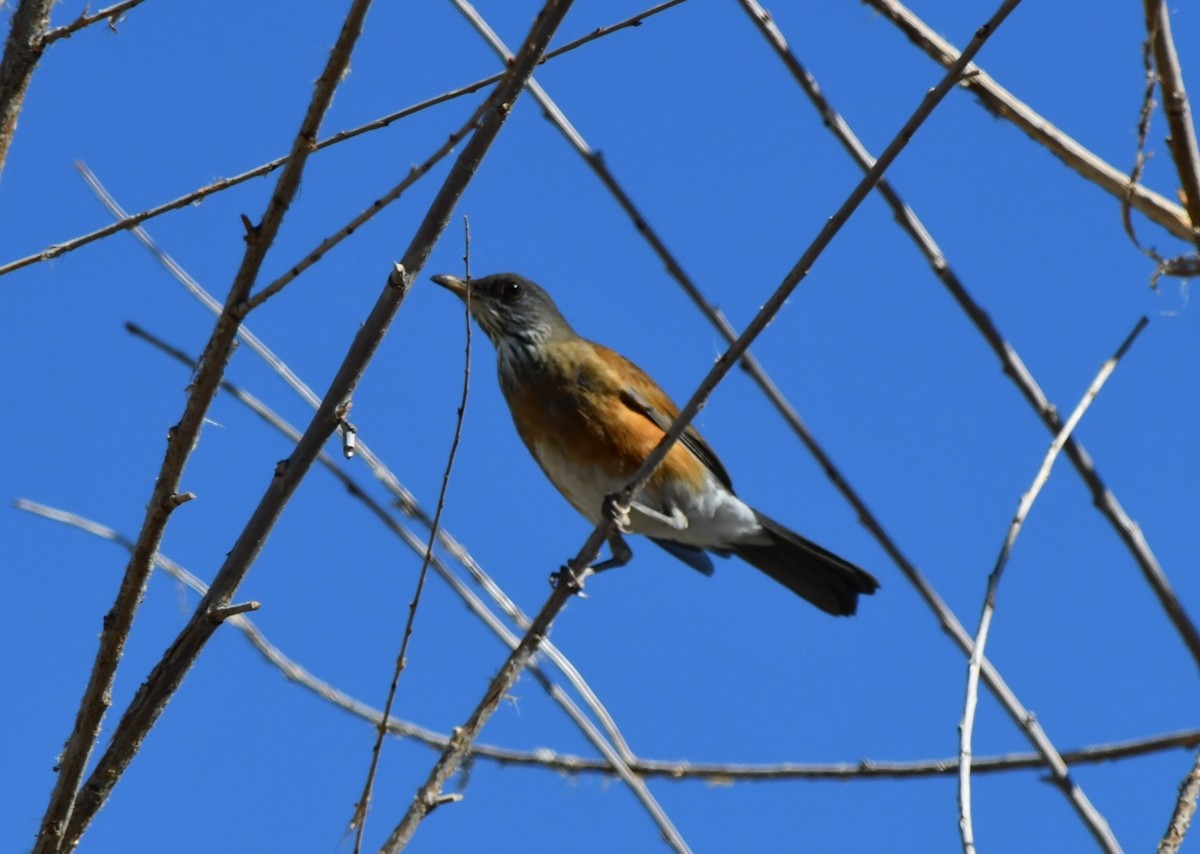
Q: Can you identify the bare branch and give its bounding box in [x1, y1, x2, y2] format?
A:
[1143, 0, 1200, 246]
[243, 108, 480, 311]
[861, 0, 1195, 244]
[742, 0, 1200, 671]
[350, 241, 473, 851]
[41, 0, 149, 46]
[1122, 33, 1159, 253]
[1160, 751, 1200, 854]
[0, 0, 685, 280]
[0, 0, 53, 179]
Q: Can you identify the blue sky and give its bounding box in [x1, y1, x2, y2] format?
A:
[2, 1, 1198, 852]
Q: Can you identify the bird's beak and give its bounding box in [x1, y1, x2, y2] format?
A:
[431, 273, 468, 300]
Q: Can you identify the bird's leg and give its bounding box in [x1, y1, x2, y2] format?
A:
[602, 492, 688, 532]
[601, 493, 633, 532]
[550, 494, 638, 593]
[550, 561, 592, 595]
[550, 532, 630, 594]
[591, 532, 633, 573]
[629, 501, 688, 531]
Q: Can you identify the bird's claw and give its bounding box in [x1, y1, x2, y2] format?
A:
[550, 564, 589, 596]
[602, 493, 632, 533]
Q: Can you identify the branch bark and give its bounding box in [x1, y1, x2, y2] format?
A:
[0, 0, 54, 179]
[861, 0, 1195, 244]
[1143, 0, 1200, 246]
[1159, 751, 1200, 854]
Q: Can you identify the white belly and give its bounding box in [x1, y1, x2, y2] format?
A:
[531, 439, 763, 549]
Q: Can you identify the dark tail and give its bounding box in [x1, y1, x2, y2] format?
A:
[731, 511, 879, 616]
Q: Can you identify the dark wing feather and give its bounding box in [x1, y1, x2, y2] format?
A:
[617, 385, 734, 491]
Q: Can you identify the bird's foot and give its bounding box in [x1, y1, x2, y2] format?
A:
[550, 563, 591, 596]
[602, 493, 632, 533]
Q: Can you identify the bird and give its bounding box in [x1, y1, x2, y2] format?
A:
[431, 272, 879, 616]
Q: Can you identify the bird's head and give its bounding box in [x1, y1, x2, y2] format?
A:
[431, 272, 574, 349]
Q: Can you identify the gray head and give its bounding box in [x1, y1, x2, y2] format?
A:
[431, 272, 575, 349]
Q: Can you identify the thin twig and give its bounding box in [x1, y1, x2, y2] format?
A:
[1159, 751, 1200, 854]
[33, 4, 374, 851]
[0, 0, 54, 179]
[1122, 29, 1159, 252]
[385, 2, 1023, 849]
[349, 224, 473, 852]
[860, 0, 1194, 243]
[243, 110, 481, 311]
[41, 0, 149, 45]
[56, 4, 571, 850]
[18, 498, 1200, 786]
[0, 0, 685, 280]
[1142, 0, 1200, 245]
[958, 319, 1146, 854]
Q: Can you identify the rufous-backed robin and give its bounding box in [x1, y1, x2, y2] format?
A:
[432, 272, 879, 616]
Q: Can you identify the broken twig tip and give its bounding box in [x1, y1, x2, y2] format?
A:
[209, 601, 260, 622]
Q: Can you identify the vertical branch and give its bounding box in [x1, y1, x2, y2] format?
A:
[32, 3, 376, 852]
[1142, 0, 1200, 246]
[958, 319, 1146, 854]
[349, 223, 474, 852]
[0, 0, 53, 178]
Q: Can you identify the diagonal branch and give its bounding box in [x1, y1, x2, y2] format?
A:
[739, 0, 1200, 671]
[861, 0, 1195, 244]
[0, 0, 685, 280]
[383, 2, 1024, 849]
[54, 2, 575, 850]
[32, 3, 375, 851]
[41, 0, 150, 46]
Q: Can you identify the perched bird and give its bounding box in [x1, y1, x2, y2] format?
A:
[432, 272, 879, 616]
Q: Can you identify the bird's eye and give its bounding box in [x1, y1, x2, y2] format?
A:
[500, 280, 522, 300]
